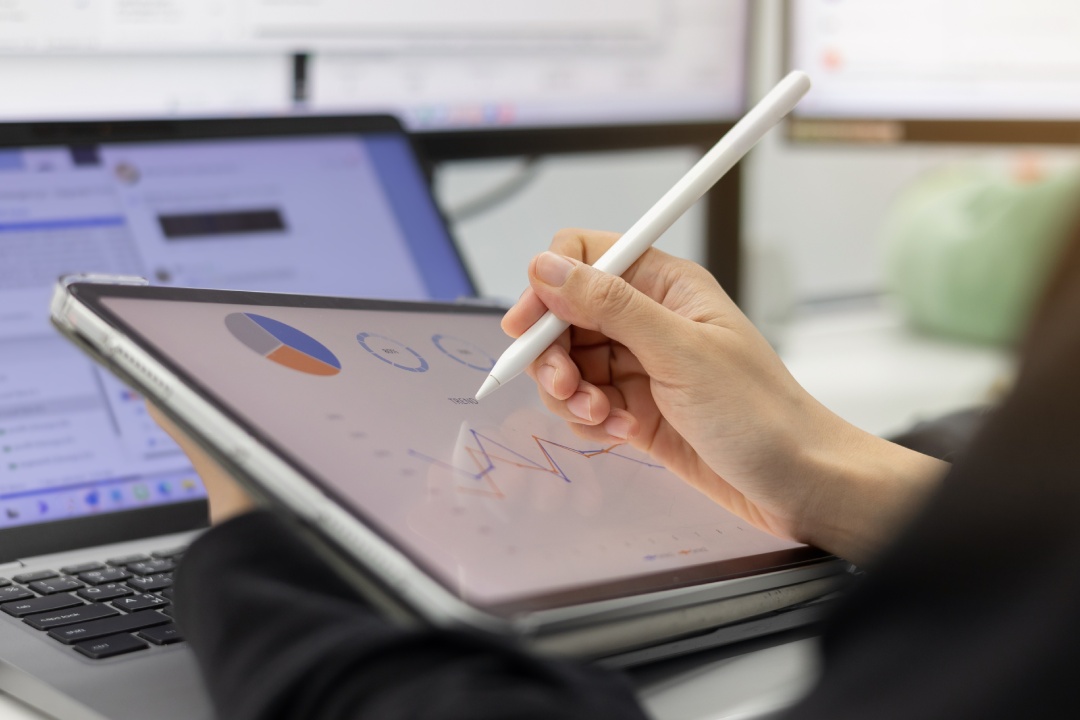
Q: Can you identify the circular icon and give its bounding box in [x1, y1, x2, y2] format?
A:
[431, 334, 495, 372]
[226, 313, 341, 376]
[357, 332, 429, 372]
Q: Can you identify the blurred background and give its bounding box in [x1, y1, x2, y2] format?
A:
[5, 0, 1079, 441]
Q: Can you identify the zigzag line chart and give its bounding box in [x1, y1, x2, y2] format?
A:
[408, 429, 664, 500]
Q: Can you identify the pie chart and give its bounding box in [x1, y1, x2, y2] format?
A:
[225, 312, 341, 376]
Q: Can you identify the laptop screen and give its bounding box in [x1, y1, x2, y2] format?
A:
[0, 125, 474, 535]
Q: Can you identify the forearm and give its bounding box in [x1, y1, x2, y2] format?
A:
[795, 409, 950, 567]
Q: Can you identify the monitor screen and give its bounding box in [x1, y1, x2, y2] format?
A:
[0, 55, 292, 120]
[787, 0, 1080, 143]
[309, 0, 749, 133]
[0, 127, 473, 532]
[0, 0, 748, 133]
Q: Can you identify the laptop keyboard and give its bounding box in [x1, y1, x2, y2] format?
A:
[0, 547, 187, 660]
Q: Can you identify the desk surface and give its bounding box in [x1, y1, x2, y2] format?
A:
[778, 300, 1012, 438]
[0, 304, 1010, 720]
[0, 638, 820, 720]
[0, 695, 39, 720]
[0, 637, 822, 720]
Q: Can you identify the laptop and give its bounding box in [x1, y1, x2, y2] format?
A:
[0, 115, 475, 720]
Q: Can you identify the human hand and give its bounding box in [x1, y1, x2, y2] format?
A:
[503, 229, 947, 563]
[147, 404, 255, 525]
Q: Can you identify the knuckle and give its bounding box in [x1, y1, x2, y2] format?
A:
[663, 253, 712, 282]
[551, 228, 620, 264]
[584, 272, 634, 314]
[550, 229, 587, 258]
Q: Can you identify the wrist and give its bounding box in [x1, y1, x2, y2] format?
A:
[791, 407, 948, 566]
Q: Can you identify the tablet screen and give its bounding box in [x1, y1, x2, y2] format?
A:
[98, 294, 808, 608]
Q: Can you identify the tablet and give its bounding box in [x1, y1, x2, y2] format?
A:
[51, 277, 846, 658]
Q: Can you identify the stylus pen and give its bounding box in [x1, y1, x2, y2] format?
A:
[475, 70, 812, 402]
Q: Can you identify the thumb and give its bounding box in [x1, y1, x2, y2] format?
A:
[529, 251, 687, 357]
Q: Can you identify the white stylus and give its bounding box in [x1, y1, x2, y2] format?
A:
[475, 70, 812, 402]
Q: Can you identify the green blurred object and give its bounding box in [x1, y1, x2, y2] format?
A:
[884, 162, 1080, 346]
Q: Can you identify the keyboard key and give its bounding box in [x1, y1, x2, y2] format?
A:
[2, 593, 83, 618]
[24, 603, 118, 631]
[48, 610, 169, 645]
[139, 623, 184, 646]
[111, 594, 169, 612]
[159, 606, 174, 618]
[158, 588, 175, 601]
[79, 568, 130, 585]
[77, 583, 134, 602]
[127, 574, 173, 592]
[0, 578, 10, 587]
[0, 586, 35, 602]
[151, 547, 187, 560]
[126, 559, 176, 576]
[106, 554, 150, 567]
[29, 577, 83, 595]
[59, 562, 105, 576]
[73, 633, 148, 660]
[13, 570, 57, 584]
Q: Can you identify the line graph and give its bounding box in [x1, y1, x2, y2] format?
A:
[408, 429, 663, 499]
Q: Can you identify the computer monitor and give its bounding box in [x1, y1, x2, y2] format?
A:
[1, 0, 749, 299]
[306, 1, 747, 135]
[392, 0, 748, 300]
[0, 1, 747, 136]
[786, 0, 1080, 144]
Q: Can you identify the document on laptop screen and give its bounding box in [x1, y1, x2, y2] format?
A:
[0, 132, 472, 531]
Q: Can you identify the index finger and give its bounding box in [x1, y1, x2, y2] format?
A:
[547, 229, 695, 302]
[502, 229, 622, 337]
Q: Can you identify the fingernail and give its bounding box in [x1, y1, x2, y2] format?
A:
[566, 392, 592, 422]
[537, 364, 557, 396]
[604, 415, 632, 440]
[535, 252, 574, 287]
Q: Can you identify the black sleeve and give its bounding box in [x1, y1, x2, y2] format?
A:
[174, 511, 650, 720]
[784, 256, 1080, 718]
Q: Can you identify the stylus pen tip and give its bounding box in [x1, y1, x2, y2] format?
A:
[475, 376, 500, 402]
